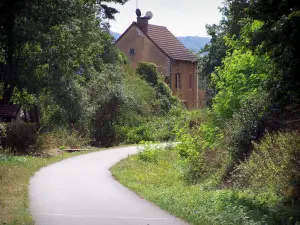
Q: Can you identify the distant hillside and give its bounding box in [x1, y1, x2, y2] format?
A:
[110, 31, 210, 53]
[176, 36, 210, 52]
[110, 31, 121, 40]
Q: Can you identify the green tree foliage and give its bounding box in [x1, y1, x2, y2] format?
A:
[136, 62, 159, 86]
[110, 62, 184, 145]
[200, 0, 249, 75]
[176, 3, 300, 209]
[247, 1, 300, 102]
[136, 62, 182, 114]
[212, 22, 276, 122]
[0, 0, 182, 149]
[0, 0, 127, 104]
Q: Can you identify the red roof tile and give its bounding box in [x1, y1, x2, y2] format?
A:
[147, 24, 198, 62]
[116, 22, 198, 62]
[0, 105, 21, 117]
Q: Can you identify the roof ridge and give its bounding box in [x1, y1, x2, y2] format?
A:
[148, 24, 167, 28]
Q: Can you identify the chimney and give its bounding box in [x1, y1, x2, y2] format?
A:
[137, 17, 149, 34]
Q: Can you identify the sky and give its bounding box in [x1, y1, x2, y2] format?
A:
[108, 0, 224, 37]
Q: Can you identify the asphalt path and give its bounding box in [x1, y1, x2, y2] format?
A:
[29, 146, 189, 225]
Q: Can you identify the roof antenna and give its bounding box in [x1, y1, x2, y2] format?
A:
[135, 0, 141, 18]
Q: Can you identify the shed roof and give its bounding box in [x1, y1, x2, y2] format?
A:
[0, 104, 21, 118]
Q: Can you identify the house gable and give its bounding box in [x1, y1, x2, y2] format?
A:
[116, 24, 171, 58]
[116, 24, 171, 76]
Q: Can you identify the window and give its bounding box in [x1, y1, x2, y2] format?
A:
[129, 48, 135, 56]
[176, 73, 181, 89]
[189, 74, 193, 89]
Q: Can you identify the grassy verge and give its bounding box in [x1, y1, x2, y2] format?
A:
[0, 150, 97, 225]
[111, 148, 299, 225]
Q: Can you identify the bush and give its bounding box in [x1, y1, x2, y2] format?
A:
[136, 62, 159, 86]
[174, 110, 230, 185]
[120, 115, 177, 144]
[222, 93, 271, 162]
[136, 62, 182, 115]
[37, 62, 181, 149]
[122, 65, 158, 116]
[137, 142, 160, 163]
[1, 122, 87, 155]
[234, 132, 300, 203]
[183, 147, 230, 186]
[155, 80, 181, 113]
[36, 129, 89, 152]
[4, 122, 37, 154]
[36, 133, 60, 152]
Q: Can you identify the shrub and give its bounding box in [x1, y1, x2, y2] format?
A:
[183, 147, 231, 186]
[155, 80, 181, 113]
[175, 110, 209, 160]
[222, 93, 271, 162]
[234, 131, 300, 203]
[36, 133, 60, 153]
[36, 129, 89, 152]
[4, 122, 37, 154]
[137, 142, 160, 163]
[122, 65, 158, 116]
[136, 62, 182, 115]
[136, 62, 159, 86]
[121, 123, 152, 143]
[174, 110, 231, 185]
[120, 115, 177, 144]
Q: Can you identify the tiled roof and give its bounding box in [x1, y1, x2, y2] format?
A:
[0, 104, 21, 117]
[147, 24, 198, 62]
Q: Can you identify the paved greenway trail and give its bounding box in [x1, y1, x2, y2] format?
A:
[30, 146, 188, 225]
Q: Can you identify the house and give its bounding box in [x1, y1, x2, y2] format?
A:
[115, 12, 206, 109]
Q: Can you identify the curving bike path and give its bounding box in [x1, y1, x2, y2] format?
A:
[29, 146, 188, 225]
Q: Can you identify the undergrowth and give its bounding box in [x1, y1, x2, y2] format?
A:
[234, 132, 300, 202]
[111, 148, 300, 225]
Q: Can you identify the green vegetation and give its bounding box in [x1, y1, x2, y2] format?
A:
[113, 2, 300, 225]
[0, 2, 182, 224]
[0, 0, 182, 152]
[0, 150, 96, 224]
[234, 132, 300, 200]
[112, 148, 300, 225]
[1, 0, 300, 224]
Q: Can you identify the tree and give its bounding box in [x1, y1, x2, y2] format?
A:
[0, 0, 127, 104]
[247, 1, 300, 102]
[199, 0, 250, 105]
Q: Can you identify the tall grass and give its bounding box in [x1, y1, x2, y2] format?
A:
[112, 148, 300, 225]
[234, 132, 300, 203]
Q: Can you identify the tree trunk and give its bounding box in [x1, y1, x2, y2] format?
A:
[1, 0, 15, 104]
[1, 84, 15, 104]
